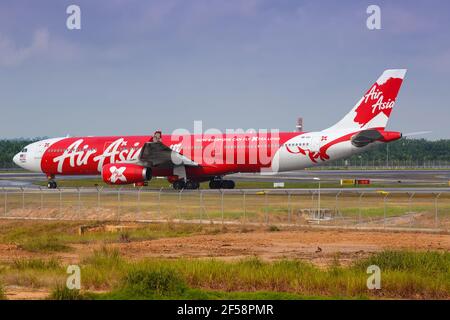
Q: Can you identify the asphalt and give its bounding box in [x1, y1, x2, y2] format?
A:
[0, 169, 449, 191]
[229, 170, 450, 186]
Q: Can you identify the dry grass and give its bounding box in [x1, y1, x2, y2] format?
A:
[1, 246, 448, 299]
[78, 248, 450, 299]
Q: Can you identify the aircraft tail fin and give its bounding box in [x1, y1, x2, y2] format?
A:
[328, 69, 407, 131]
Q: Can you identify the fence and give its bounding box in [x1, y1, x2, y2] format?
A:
[1, 187, 449, 232]
[314, 159, 450, 169]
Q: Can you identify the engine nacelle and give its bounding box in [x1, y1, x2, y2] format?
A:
[102, 163, 151, 185]
[352, 129, 402, 147]
[378, 130, 402, 142]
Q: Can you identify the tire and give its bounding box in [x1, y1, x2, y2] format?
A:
[173, 180, 185, 190]
[209, 180, 221, 189]
[47, 181, 57, 189]
[222, 180, 235, 189]
[186, 181, 200, 189]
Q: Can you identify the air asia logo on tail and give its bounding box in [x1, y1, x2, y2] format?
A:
[353, 77, 403, 127]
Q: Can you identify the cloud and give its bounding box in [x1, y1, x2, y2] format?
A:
[0, 28, 49, 67]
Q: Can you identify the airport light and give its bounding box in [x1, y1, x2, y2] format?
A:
[313, 177, 321, 219]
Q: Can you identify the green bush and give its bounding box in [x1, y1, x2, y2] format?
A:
[82, 246, 124, 268]
[49, 285, 87, 300]
[122, 266, 187, 297]
[12, 258, 61, 270]
[353, 250, 450, 275]
[19, 237, 70, 253]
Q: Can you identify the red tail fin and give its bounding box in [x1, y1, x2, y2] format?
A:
[329, 69, 407, 130]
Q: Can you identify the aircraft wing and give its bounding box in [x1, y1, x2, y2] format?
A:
[138, 141, 199, 168]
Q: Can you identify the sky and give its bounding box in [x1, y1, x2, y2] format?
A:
[0, 0, 449, 140]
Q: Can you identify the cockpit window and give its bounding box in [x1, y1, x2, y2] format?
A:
[21, 148, 28, 153]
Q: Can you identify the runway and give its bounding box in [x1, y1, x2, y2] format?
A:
[229, 170, 450, 184]
[0, 169, 449, 190]
[0, 172, 96, 188]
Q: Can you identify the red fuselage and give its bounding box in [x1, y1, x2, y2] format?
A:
[39, 132, 302, 180]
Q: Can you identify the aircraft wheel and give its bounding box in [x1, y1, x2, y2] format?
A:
[47, 181, 57, 189]
[173, 180, 185, 190]
[222, 180, 235, 189]
[186, 181, 200, 189]
[209, 180, 221, 189]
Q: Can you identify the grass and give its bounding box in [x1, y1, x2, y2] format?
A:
[82, 246, 124, 268]
[19, 237, 71, 253]
[121, 266, 187, 296]
[74, 248, 450, 299]
[49, 285, 86, 300]
[12, 258, 61, 270]
[353, 250, 450, 275]
[0, 221, 209, 253]
[352, 251, 450, 298]
[0, 221, 77, 253]
[3, 187, 448, 227]
[0, 222, 76, 253]
[96, 286, 332, 300]
[0, 257, 66, 289]
[84, 253, 344, 300]
[0, 219, 448, 299]
[267, 225, 281, 232]
[0, 282, 5, 300]
[1, 245, 448, 299]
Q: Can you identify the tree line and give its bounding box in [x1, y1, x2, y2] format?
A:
[0, 139, 40, 168]
[0, 138, 449, 169]
[346, 138, 450, 164]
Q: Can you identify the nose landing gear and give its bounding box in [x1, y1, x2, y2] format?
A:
[47, 181, 57, 189]
[46, 175, 57, 189]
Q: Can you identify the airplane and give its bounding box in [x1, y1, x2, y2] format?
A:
[13, 69, 406, 190]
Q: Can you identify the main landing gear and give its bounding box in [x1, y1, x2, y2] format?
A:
[209, 178, 235, 189]
[47, 175, 57, 189]
[171, 178, 236, 190]
[172, 180, 200, 190]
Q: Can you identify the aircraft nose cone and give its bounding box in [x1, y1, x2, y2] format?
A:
[13, 153, 21, 167]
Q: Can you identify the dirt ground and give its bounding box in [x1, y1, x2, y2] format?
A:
[1, 227, 448, 267]
[111, 229, 450, 267]
[5, 287, 50, 300]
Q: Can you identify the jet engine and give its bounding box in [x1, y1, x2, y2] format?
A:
[351, 129, 402, 147]
[102, 163, 151, 185]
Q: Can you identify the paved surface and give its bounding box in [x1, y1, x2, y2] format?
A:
[0, 173, 95, 188]
[0, 169, 449, 190]
[230, 170, 450, 183]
